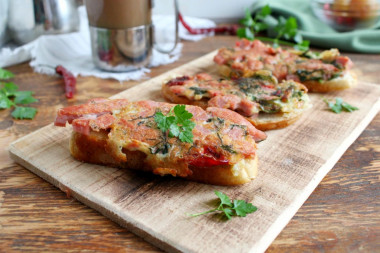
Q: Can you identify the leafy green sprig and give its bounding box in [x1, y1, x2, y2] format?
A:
[237, 5, 310, 51]
[154, 104, 195, 143]
[237, 5, 271, 41]
[189, 191, 258, 220]
[323, 97, 358, 113]
[0, 68, 38, 119]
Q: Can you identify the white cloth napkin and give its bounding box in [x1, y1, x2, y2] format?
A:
[0, 6, 215, 82]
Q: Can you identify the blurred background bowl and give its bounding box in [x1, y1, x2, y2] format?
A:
[311, 0, 380, 31]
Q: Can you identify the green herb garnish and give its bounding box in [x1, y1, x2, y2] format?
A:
[0, 68, 15, 80]
[237, 5, 310, 51]
[189, 87, 207, 95]
[0, 68, 38, 119]
[154, 104, 195, 143]
[324, 97, 358, 114]
[237, 5, 271, 40]
[189, 191, 257, 220]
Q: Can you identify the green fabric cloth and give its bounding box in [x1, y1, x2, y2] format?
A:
[251, 0, 380, 53]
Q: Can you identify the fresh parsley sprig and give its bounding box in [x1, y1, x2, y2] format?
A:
[154, 104, 195, 143]
[189, 191, 258, 220]
[237, 5, 271, 41]
[323, 97, 358, 114]
[237, 4, 310, 51]
[0, 68, 38, 119]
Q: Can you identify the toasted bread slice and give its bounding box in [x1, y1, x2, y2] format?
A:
[56, 99, 267, 186]
[214, 39, 356, 92]
[70, 130, 259, 186]
[162, 71, 312, 131]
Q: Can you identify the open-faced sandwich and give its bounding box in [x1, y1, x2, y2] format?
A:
[214, 39, 355, 92]
[162, 70, 312, 130]
[54, 99, 266, 185]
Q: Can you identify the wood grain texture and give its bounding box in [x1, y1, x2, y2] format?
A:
[1, 36, 380, 253]
[8, 50, 380, 253]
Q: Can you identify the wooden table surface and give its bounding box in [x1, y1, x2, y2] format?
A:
[0, 36, 379, 252]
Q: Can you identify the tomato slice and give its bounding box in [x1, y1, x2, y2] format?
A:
[166, 76, 190, 86]
[188, 146, 230, 167]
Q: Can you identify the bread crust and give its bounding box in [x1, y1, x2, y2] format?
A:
[70, 130, 258, 186]
[302, 72, 356, 92]
[162, 84, 208, 109]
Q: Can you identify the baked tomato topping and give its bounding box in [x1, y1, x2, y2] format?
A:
[214, 39, 353, 83]
[55, 99, 266, 175]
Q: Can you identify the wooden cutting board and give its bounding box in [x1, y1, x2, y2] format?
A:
[9, 51, 380, 253]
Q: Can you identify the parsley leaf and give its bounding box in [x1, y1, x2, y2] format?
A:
[14, 91, 38, 104]
[155, 111, 175, 132]
[0, 70, 38, 119]
[154, 105, 195, 143]
[233, 199, 257, 217]
[294, 40, 310, 51]
[0, 93, 13, 109]
[237, 5, 310, 51]
[11, 106, 37, 119]
[1, 82, 18, 96]
[215, 190, 232, 207]
[237, 5, 271, 41]
[324, 97, 358, 114]
[189, 191, 258, 220]
[178, 130, 194, 143]
[174, 104, 193, 122]
[0, 68, 15, 79]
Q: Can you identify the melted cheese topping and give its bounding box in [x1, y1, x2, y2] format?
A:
[106, 101, 259, 177]
[166, 71, 309, 115]
[214, 39, 352, 83]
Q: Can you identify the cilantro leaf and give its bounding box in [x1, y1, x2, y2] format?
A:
[237, 27, 254, 40]
[14, 91, 38, 104]
[233, 199, 257, 217]
[189, 191, 258, 221]
[0, 92, 13, 109]
[169, 123, 180, 137]
[222, 208, 234, 220]
[257, 4, 271, 19]
[324, 98, 358, 114]
[154, 105, 195, 143]
[240, 9, 254, 27]
[237, 5, 310, 51]
[1, 82, 18, 96]
[0, 69, 38, 119]
[215, 190, 232, 207]
[0, 68, 15, 80]
[174, 104, 193, 122]
[342, 101, 359, 112]
[11, 106, 37, 119]
[155, 112, 175, 132]
[295, 40, 310, 51]
[179, 130, 194, 143]
[182, 120, 196, 131]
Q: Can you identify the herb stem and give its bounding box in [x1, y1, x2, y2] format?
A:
[187, 208, 218, 217]
[255, 36, 296, 47]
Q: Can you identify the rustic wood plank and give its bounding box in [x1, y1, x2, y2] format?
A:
[8, 50, 380, 253]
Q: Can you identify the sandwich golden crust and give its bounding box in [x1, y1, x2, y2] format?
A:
[213, 39, 355, 92]
[56, 99, 266, 185]
[162, 71, 312, 131]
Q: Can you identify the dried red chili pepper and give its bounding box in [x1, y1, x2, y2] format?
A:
[55, 65, 76, 99]
[178, 13, 238, 35]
